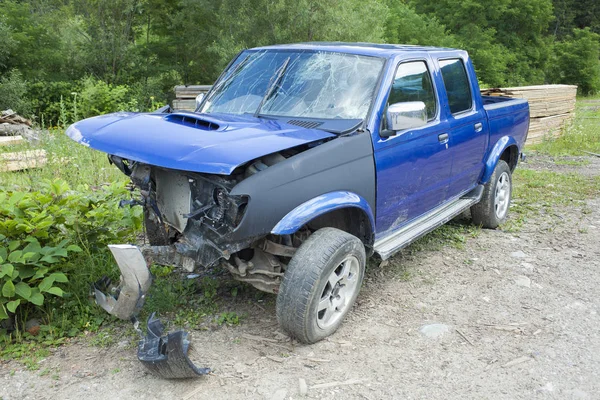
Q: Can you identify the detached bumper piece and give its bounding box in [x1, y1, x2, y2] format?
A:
[93, 244, 152, 320]
[92, 244, 210, 379]
[138, 313, 210, 379]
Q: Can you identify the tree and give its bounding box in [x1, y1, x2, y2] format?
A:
[384, 3, 459, 48]
[409, 0, 555, 86]
[0, 18, 17, 72]
[548, 28, 600, 94]
[0, 0, 67, 80]
[71, 0, 143, 83]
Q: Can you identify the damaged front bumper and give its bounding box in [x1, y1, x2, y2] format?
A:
[93, 244, 209, 379]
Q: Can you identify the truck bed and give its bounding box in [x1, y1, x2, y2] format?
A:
[482, 95, 530, 150]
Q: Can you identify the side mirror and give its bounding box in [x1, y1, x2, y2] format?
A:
[381, 101, 427, 137]
[195, 93, 205, 111]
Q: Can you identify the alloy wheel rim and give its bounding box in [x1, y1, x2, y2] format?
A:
[494, 172, 510, 219]
[316, 255, 360, 330]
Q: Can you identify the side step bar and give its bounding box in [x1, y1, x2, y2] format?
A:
[374, 186, 483, 260]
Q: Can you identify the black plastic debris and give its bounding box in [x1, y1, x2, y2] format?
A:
[137, 313, 210, 379]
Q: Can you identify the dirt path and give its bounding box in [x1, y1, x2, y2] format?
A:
[2, 159, 600, 400]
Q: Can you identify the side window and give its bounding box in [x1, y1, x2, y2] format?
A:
[388, 61, 436, 121]
[439, 58, 473, 114]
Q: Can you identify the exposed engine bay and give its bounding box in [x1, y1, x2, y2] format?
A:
[110, 148, 312, 295]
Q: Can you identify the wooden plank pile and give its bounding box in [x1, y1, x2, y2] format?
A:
[0, 109, 37, 139]
[0, 149, 47, 172]
[481, 85, 577, 144]
[173, 85, 212, 111]
[0, 109, 46, 172]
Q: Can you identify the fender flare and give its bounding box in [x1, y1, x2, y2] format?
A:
[481, 136, 518, 184]
[271, 191, 376, 236]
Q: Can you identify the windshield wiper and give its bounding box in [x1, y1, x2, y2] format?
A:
[254, 57, 291, 118]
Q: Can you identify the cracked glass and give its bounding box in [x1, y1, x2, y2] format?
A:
[201, 50, 385, 120]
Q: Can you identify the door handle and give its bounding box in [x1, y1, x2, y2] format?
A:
[474, 122, 483, 132]
[438, 133, 449, 143]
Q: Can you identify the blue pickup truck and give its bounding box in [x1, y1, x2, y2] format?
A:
[67, 42, 529, 378]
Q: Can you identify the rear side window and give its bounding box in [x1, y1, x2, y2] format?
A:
[388, 61, 436, 120]
[439, 59, 472, 114]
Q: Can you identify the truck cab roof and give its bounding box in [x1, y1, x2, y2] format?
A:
[252, 42, 462, 58]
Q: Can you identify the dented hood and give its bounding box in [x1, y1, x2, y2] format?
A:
[66, 111, 335, 174]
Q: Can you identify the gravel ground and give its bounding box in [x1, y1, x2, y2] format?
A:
[1, 155, 599, 400]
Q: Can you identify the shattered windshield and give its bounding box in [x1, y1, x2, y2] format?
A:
[201, 50, 385, 120]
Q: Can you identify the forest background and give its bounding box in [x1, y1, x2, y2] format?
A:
[0, 0, 599, 129]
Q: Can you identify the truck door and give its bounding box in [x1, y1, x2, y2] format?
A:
[373, 59, 453, 236]
[436, 57, 488, 198]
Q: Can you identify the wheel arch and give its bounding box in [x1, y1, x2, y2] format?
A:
[481, 136, 519, 184]
[271, 191, 375, 248]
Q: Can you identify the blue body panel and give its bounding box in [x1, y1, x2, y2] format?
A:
[271, 191, 375, 235]
[66, 111, 335, 174]
[481, 98, 530, 182]
[365, 48, 529, 239]
[65, 42, 530, 242]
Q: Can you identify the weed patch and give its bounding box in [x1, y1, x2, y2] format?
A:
[410, 221, 481, 253]
[505, 168, 600, 231]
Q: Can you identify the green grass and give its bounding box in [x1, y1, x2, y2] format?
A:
[528, 96, 600, 156]
[513, 169, 600, 205]
[0, 128, 123, 189]
[410, 221, 480, 252]
[503, 168, 600, 232]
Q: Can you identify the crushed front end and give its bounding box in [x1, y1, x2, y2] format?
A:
[92, 153, 299, 378]
[110, 147, 303, 289]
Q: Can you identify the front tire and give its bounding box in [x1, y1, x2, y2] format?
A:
[276, 228, 366, 344]
[471, 160, 512, 228]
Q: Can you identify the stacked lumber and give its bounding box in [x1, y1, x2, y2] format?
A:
[0, 149, 47, 172]
[0, 136, 24, 146]
[481, 85, 577, 144]
[0, 109, 38, 142]
[0, 109, 45, 172]
[173, 85, 212, 111]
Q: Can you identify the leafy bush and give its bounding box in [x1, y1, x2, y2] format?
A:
[128, 70, 182, 111]
[0, 179, 142, 324]
[27, 81, 78, 126]
[0, 180, 142, 248]
[78, 77, 138, 118]
[0, 236, 79, 320]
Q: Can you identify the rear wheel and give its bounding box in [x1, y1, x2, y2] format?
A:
[471, 160, 512, 228]
[276, 228, 366, 344]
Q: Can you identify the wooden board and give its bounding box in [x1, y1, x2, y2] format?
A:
[0, 135, 24, 146]
[481, 85, 577, 145]
[172, 99, 197, 111]
[0, 149, 47, 172]
[174, 85, 212, 99]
